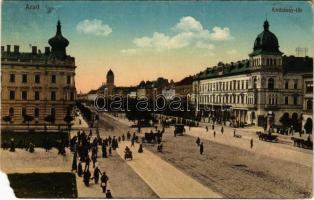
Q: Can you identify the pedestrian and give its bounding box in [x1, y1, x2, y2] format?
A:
[100, 172, 109, 193]
[213, 131, 216, 138]
[122, 134, 125, 141]
[138, 143, 143, 153]
[78, 161, 83, 177]
[93, 166, 101, 184]
[29, 142, 35, 153]
[102, 143, 107, 158]
[250, 139, 254, 149]
[196, 137, 200, 146]
[72, 154, 78, 172]
[92, 153, 97, 168]
[131, 138, 135, 147]
[205, 126, 208, 132]
[221, 127, 224, 134]
[212, 124, 214, 130]
[109, 147, 112, 156]
[85, 155, 90, 171]
[83, 169, 91, 186]
[233, 129, 236, 137]
[9, 138, 15, 152]
[106, 190, 113, 198]
[200, 142, 204, 155]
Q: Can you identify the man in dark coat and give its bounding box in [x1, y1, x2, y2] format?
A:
[9, 138, 15, 152]
[93, 166, 101, 184]
[196, 137, 200, 146]
[100, 172, 109, 193]
[102, 143, 107, 158]
[200, 142, 204, 155]
[138, 143, 143, 153]
[78, 162, 83, 177]
[71, 154, 78, 172]
[83, 169, 91, 186]
[85, 155, 91, 171]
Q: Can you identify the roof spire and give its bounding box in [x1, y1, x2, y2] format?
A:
[263, 19, 269, 31]
[56, 20, 62, 35]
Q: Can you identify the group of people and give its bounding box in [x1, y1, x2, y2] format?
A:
[70, 129, 113, 198]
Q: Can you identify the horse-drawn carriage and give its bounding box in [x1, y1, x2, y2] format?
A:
[291, 137, 313, 149]
[142, 130, 164, 143]
[256, 131, 278, 142]
[174, 124, 185, 136]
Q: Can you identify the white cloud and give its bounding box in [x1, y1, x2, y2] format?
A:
[227, 49, 237, 54]
[122, 16, 232, 53]
[173, 16, 203, 32]
[76, 19, 112, 36]
[195, 41, 215, 50]
[210, 26, 233, 41]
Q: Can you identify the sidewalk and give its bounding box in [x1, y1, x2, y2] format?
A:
[184, 127, 312, 167]
[1, 148, 111, 198]
[72, 112, 89, 130]
[115, 141, 221, 198]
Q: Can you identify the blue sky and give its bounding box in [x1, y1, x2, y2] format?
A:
[2, 1, 313, 92]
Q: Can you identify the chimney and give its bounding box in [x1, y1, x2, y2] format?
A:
[14, 45, 19, 54]
[45, 47, 50, 55]
[1, 46, 4, 53]
[7, 45, 11, 53]
[32, 46, 37, 55]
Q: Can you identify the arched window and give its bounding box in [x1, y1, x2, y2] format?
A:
[253, 77, 257, 89]
[307, 100, 313, 110]
[268, 78, 274, 89]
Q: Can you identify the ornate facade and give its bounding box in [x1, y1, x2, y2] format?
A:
[192, 20, 313, 129]
[1, 20, 77, 126]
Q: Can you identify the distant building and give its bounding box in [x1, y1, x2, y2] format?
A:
[192, 20, 313, 129]
[174, 75, 194, 97]
[1, 20, 77, 126]
[137, 77, 169, 99]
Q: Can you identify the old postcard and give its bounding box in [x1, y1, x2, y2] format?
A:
[0, 0, 313, 199]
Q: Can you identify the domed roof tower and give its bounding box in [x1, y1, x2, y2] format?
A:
[250, 20, 283, 56]
[48, 20, 69, 60]
[106, 69, 114, 86]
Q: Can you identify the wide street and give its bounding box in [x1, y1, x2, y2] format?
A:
[1, 111, 312, 198]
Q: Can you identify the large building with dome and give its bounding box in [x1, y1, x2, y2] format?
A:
[1, 20, 77, 126]
[192, 20, 313, 130]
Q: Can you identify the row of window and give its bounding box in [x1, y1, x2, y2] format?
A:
[284, 79, 299, 90]
[9, 90, 74, 101]
[8, 107, 55, 119]
[198, 94, 300, 106]
[198, 77, 277, 93]
[283, 96, 298, 105]
[251, 57, 282, 67]
[8, 74, 72, 84]
[198, 94, 253, 105]
[199, 80, 250, 93]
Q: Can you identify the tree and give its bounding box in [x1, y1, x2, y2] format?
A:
[64, 114, 74, 133]
[304, 118, 313, 134]
[279, 113, 290, 130]
[44, 115, 55, 125]
[2, 115, 11, 126]
[23, 115, 34, 128]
